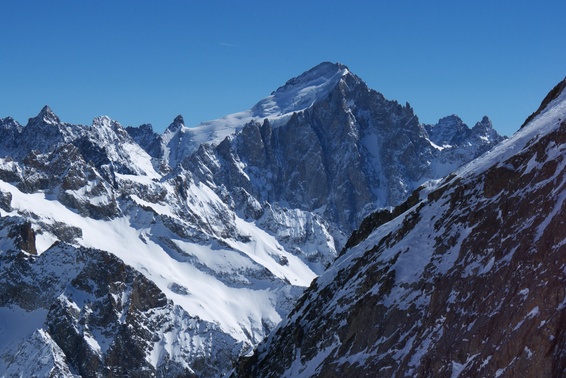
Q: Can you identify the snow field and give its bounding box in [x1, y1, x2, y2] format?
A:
[0, 176, 317, 346]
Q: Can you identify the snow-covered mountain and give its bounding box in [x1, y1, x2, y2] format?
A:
[162, 63, 504, 234]
[0, 63, 504, 377]
[235, 77, 566, 377]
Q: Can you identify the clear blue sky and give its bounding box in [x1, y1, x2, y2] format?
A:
[1, 1, 565, 136]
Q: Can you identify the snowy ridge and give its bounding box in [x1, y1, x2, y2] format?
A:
[90, 116, 160, 179]
[252, 62, 350, 118]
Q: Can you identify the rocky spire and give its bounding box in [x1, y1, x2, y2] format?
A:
[471, 115, 503, 141]
[166, 115, 185, 133]
[28, 105, 61, 126]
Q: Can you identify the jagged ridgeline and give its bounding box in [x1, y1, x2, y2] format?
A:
[0, 63, 504, 376]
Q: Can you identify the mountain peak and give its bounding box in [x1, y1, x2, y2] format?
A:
[29, 105, 60, 126]
[473, 115, 493, 130]
[470, 115, 506, 143]
[272, 62, 349, 96]
[426, 115, 469, 146]
[166, 115, 185, 133]
[251, 62, 351, 118]
[173, 114, 184, 126]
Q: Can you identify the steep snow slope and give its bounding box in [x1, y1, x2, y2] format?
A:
[235, 79, 566, 377]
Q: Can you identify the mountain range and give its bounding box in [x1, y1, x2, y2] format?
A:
[0, 62, 510, 377]
[236, 77, 566, 377]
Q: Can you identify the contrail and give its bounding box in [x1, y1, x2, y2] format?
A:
[218, 42, 241, 48]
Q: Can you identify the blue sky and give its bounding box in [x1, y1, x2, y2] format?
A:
[1, 1, 565, 136]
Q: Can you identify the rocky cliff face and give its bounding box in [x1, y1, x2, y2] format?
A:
[235, 78, 566, 377]
[0, 63, 505, 377]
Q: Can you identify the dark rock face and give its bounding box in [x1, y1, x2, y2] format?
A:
[426, 115, 470, 146]
[234, 83, 566, 377]
[0, 188, 12, 211]
[341, 188, 422, 253]
[126, 123, 164, 159]
[20, 106, 82, 157]
[0, 117, 23, 157]
[7, 220, 37, 255]
[42, 250, 169, 377]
